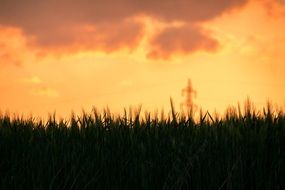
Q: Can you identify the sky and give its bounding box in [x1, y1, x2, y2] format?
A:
[0, 0, 285, 118]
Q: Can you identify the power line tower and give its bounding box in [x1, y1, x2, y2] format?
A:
[181, 79, 197, 114]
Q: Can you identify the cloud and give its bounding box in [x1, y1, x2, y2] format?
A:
[262, 0, 285, 17]
[21, 76, 42, 84]
[31, 20, 143, 53]
[31, 87, 59, 98]
[0, 52, 21, 65]
[0, 0, 249, 58]
[130, 0, 248, 21]
[0, 26, 28, 65]
[147, 24, 219, 59]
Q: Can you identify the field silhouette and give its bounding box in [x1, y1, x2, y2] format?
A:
[0, 101, 284, 189]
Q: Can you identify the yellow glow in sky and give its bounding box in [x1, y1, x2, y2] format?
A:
[0, 0, 284, 118]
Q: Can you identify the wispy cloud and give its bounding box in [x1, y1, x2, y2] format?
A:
[21, 76, 42, 84]
[31, 87, 59, 98]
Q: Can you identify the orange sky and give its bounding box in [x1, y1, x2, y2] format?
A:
[0, 0, 285, 118]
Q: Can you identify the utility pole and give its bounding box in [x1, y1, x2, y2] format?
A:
[181, 79, 197, 114]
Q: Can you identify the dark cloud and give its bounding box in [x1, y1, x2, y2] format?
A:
[0, 0, 249, 58]
[148, 25, 219, 59]
[130, 0, 248, 21]
[27, 20, 143, 52]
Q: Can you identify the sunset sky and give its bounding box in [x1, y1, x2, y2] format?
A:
[0, 0, 285, 118]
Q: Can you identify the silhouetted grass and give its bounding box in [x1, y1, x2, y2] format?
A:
[0, 103, 284, 189]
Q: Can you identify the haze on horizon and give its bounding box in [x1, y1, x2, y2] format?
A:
[0, 0, 285, 118]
